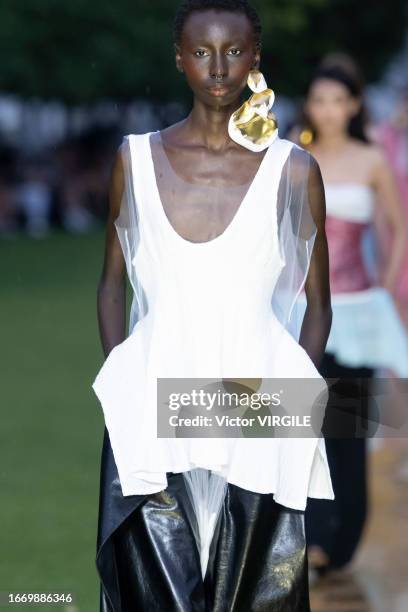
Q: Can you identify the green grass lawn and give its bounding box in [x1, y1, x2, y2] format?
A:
[1, 228, 119, 611]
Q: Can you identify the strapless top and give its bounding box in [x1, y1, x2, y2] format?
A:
[324, 182, 376, 293]
[296, 182, 408, 374]
[325, 182, 375, 223]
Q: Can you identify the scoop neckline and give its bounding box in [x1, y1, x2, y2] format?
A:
[145, 130, 274, 248]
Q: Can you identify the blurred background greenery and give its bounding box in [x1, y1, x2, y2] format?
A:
[0, 0, 406, 103]
[1, 229, 106, 610]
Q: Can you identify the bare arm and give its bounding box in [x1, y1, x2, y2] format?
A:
[370, 147, 407, 293]
[96, 144, 127, 358]
[298, 155, 332, 369]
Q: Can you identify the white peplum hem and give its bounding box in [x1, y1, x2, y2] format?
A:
[92, 322, 335, 512]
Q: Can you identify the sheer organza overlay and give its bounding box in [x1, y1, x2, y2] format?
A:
[116, 131, 319, 341]
[99, 130, 331, 577]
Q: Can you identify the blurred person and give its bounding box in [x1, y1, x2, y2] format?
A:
[16, 156, 53, 239]
[0, 146, 19, 238]
[372, 86, 408, 326]
[56, 135, 103, 234]
[289, 62, 408, 583]
[91, 1, 336, 610]
[74, 127, 116, 220]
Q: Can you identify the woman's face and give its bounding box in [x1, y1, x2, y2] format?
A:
[305, 78, 361, 137]
[175, 9, 260, 107]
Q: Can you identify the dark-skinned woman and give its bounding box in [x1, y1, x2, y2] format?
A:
[92, 1, 334, 610]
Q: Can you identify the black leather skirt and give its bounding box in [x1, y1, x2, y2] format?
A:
[96, 427, 311, 611]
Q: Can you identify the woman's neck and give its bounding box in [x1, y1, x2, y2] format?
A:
[182, 99, 241, 152]
[314, 132, 350, 152]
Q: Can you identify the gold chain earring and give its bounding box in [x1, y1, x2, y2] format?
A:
[228, 68, 278, 151]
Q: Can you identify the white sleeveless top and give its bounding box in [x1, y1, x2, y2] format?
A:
[92, 131, 335, 511]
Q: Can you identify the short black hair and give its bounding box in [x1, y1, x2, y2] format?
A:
[173, 0, 262, 50]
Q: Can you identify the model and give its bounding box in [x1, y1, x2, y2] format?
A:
[291, 62, 408, 580]
[92, 1, 335, 610]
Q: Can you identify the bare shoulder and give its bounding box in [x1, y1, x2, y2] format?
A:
[114, 133, 142, 174]
[366, 142, 388, 170]
[108, 141, 127, 220]
[352, 138, 390, 187]
[282, 139, 322, 181]
[113, 141, 126, 182]
[349, 137, 387, 169]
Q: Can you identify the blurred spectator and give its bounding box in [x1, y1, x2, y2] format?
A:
[371, 86, 408, 325]
[55, 127, 116, 234]
[16, 155, 53, 239]
[0, 146, 19, 238]
[0, 125, 118, 239]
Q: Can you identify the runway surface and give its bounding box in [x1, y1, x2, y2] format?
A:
[310, 438, 408, 611]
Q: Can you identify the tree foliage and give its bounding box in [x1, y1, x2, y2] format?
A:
[0, 0, 406, 104]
